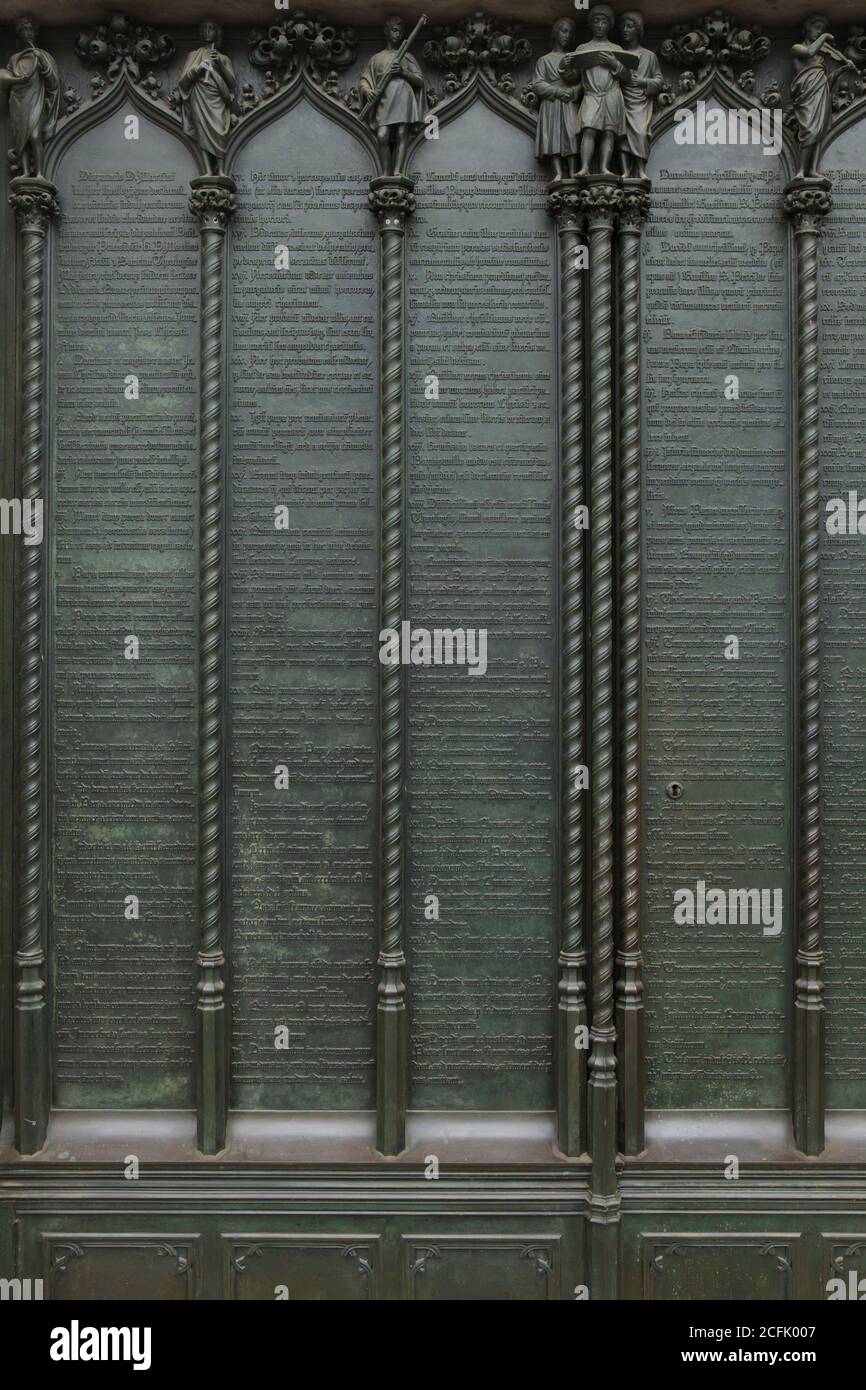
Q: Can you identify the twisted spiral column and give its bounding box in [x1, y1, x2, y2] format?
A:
[785, 176, 831, 1157]
[370, 175, 415, 1156]
[548, 183, 588, 1158]
[584, 175, 621, 1299]
[10, 177, 58, 1154]
[615, 181, 650, 1157]
[190, 175, 236, 1155]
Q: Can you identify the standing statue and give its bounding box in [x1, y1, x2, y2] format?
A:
[359, 15, 427, 177]
[0, 15, 60, 179]
[561, 3, 627, 177]
[618, 11, 663, 179]
[532, 18, 581, 182]
[178, 19, 238, 177]
[791, 14, 857, 179]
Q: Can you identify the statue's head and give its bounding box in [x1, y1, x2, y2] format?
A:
[552, 17, 577, 49]
[620, 11, 645, 45]
[15, 14, 38, 45]
[384, 15, 406, 47]
[588, 4, 616, 39]
[200, 18, 222, 46]
[803, 14, 830, 42]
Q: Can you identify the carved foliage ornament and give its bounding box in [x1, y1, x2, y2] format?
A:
[76, 12, 174, 87]
[248, 10, 358, 97]
[827, 27, 866, 112]
[423, 10, 531, 101]
[660, 8, 770, 88]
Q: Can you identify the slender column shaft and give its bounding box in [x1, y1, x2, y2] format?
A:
[585, 176, 621, 1299]
[10, 176, 58, 1155]
[785, 176, 831, 1157]
[190, 175, 236, 1156]
[615, 182, 650, 1157]
[370, 176, 415, 1157]
[548, 183, 588, 1158]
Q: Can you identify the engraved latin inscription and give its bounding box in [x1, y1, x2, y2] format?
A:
[407, 104, 557, 1109]
[52, 119, 198, 1105]
[821, 131, 866, 1107]
[641, 129, 792, 1108]
[229, 104, 378, 1109]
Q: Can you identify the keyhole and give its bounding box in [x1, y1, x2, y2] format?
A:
[666, 781, 684, 801]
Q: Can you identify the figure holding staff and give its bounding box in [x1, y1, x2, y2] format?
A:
[360, 14, 428, 177]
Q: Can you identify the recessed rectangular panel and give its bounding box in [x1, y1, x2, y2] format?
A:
[820, 1235, 866, 1297]
[641, 120, 793, 1108]
[42, 1234, 198, 1300]
[642, 1234, 797, 1301]
[51, 113, 199, 1107]
[403, 1235, 560, 1300]
[225, 1235, 379, 1300]
[406, 102, 557, 1109]
[228, 101, 379, 1109]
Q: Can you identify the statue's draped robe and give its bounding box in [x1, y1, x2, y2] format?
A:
[621, 46, 663, 160]
[791, 56, 830, 142]
[360, 49, 427, 127]
[179, 46, 236, 157]
[5, 46, 60, 160]
[531, 51, 579, 158]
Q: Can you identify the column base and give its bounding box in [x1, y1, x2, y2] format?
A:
[14, 959, 49, 1155]
[616, 961, 645, 1156]
[196, 956, 227, 1156]
[556, 956, 588, 1157]
[793, 951, 825, 1156]
[376, 952, 407, 1157]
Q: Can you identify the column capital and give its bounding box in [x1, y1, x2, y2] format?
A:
[784, 175, 832, 234]
[579, 173, 622, 230]
[189, 174, 237, 230]
[368, 174, 415, 229]
[618, 177, 651, 233]
[9, 175, 59, 231]
[547, 178, 585, 231]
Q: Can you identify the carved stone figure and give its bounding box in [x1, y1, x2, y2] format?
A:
[561, 3, 627, 177]
[618, 11, 663, 179]
[791, 14, 857, 179]
[0, 15, 60, 179]
[532, 18, 581, 181]
[178, 19, 237, 176]
[360, 15, 427, 177]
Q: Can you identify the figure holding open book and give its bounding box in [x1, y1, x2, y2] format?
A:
[561, 3, 632, 177]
